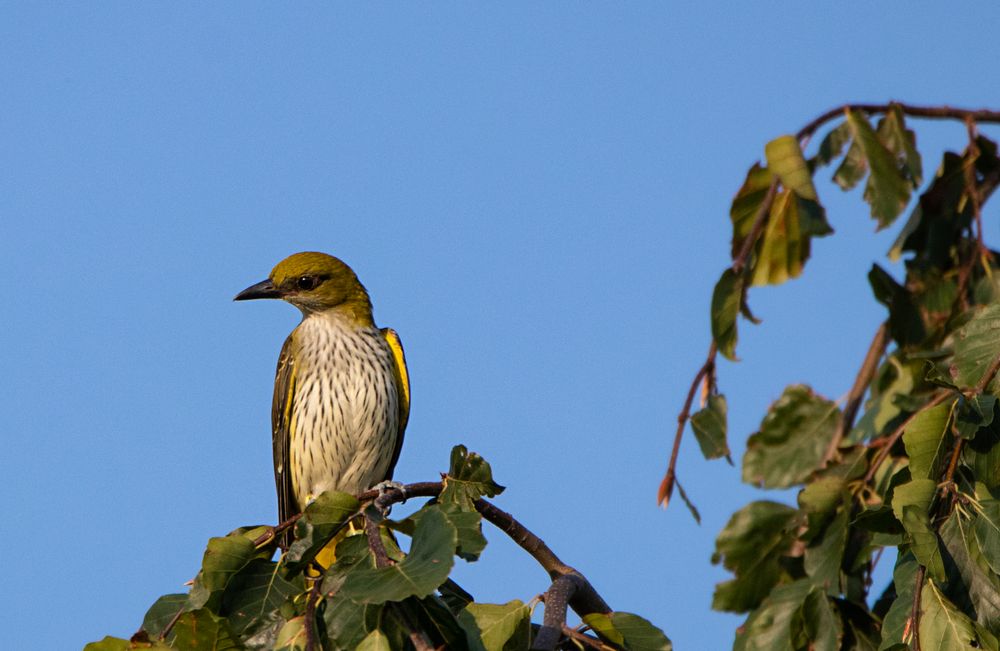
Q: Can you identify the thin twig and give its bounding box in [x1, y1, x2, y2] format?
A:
[864, 391, 951, 483]
[974, 352, 1000, 394]
[658, 342, 716, 506]
[796, 102, 1000, 142]
[825, 322, 890, 466]
[561, 626, 613, 650]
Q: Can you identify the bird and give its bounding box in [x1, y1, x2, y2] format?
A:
[234, 252, 410, 543]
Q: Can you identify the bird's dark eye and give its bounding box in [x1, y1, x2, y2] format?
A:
[296, 275, 319, 291]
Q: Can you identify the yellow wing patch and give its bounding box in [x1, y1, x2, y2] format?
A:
[381, 327, 410, 478]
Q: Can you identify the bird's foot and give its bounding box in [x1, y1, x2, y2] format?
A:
[372, 480, 407, 516]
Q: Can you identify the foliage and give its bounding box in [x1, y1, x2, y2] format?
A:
[86, 447, 670, 650]
[665, 103, 1000, 649]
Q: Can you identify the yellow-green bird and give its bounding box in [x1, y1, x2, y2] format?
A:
[235, 252, 410, 532]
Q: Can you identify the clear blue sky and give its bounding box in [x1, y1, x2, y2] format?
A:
[3, 4, 999, 649]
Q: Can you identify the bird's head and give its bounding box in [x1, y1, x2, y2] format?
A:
[234, 251, 373, 323]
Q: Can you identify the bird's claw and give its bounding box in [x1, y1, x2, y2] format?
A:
[372, 480, 406, 516]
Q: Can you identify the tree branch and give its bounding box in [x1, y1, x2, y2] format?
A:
[825, 322, 890, 466]
[797, 102, 1000, 142]
[531, 574, 584, 650]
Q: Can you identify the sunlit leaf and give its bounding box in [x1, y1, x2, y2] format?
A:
[188, 535, 258, 610]
[901, 505, 946, 582]
[458, 600, 530, 651]
[584, 612, 673, 651]
[902, 401, 955, 479]
[876, 105, 923, 187]
[141, 593, 189, 639]
[920, 580, 997, 651]
[766, 135, 818, 200]
[730, 163, 775, 257]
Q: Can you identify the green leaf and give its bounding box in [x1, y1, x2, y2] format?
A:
[457, 600, 530, 651]
[901, 505, 946, 582]
[876, 105, 923, 187]
[954, 303, 1000, 393]
[284, 490, 360, 571]
[957, 394, 997, 439]
[751, 188, 828, 287]
[766, 135, 818, 200]
[189, 535, 258, 610]
[221, 559, 304, 644]
[902, 401, 955, 479]
[445, 445, 505, 498]
[804, 503, 848, 595]
[712, 269, 743, 361]
[141, 593, 190, 638]
[691, 394, 730, 460]
[878, 553, 918, 651]
[83, 638, 132, 651]
[891, 477, 937, 522]
[732, 580, 814, 651]
[833, 137, 867, 191]
[169, 609, 245, 651]
[812, 121, 851, 169]
[940, 510, 1000, 632]
[742, 385, 841, 489]
[583, 612, 673, 651]
[730, 163, 775, 257]
[920, 579, 996, 651]
[973, 499, 1000, 577]
[320, 595, 383, 651]
[438, 446, 503, 561]
[355, 630, 391, 651]
[850, 355, 916, 442]
[334, 505, 456, 604]
[802, 589, 842, 651]
[712, 501, 798, 613]
[845, 109, 912, 228]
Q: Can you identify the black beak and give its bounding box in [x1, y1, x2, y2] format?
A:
[234, 279, 282, 301]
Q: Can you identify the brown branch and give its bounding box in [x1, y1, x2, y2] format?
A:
[825, 322, 890, 466]
[365, 513, 392, 569]
[390, 603, 435, 651]
[975, 352, 1000, 394]
[531, 574, 584, 650]
[797, 102, 1000, 142]
[863, 391, 951, 483]
[303, 575, 322, 651]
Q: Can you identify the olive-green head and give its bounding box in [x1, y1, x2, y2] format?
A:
[234, 251, 373, 323]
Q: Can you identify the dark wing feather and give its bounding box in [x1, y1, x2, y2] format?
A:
[272, 334, 298, 528]
[381, 328, 410, 480]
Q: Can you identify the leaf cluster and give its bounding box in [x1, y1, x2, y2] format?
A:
[86, 447, 670, 651]
[691, 104, 1000, 649]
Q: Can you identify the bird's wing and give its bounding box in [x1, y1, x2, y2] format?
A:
[272, 334, 299, 525]
[381, 327, 410, 480]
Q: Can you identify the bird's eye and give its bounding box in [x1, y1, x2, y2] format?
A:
[296, 275, 319, 291]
